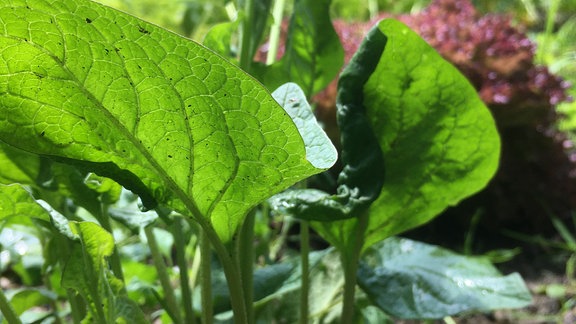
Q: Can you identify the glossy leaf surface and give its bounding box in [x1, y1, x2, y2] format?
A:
[358, 237, 532, 319]
[0, 0, 335, 242]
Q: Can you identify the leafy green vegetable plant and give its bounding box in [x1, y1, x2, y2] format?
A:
[0, 0, 532, 323]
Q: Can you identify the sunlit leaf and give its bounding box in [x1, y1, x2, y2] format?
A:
[315, 19, 500, 251]
[61, 221, 126, 322]
[0, 0, 336, 242]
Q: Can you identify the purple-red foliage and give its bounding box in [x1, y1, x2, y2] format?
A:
[393, 0, 571, 123]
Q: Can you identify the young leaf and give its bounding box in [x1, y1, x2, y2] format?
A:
[0, 0, 336, 242]
[254, 0, 344, 96]
[61, 221, 132, 322]
[358, 237, 532, 319]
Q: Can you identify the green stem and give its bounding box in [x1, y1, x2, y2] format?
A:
[238, 0, 255, 71]
[200, 229, 213, 324]
[96, 203, 125, 286]
[207, 229, 249, 324]
[172, 218, 196, 324]
[0, 287, 22, 324]
[237, 210, 255, 324]
[144, 225, 183, 324]
[299, 221, 310, 324]
[174, 197, 248, 324]
[368, 0, 378, 20]
[340, 211, 369, 323]
[266, 0, 286, 64]
[539, 0, 561, 64]
[66, 290, 84, 324]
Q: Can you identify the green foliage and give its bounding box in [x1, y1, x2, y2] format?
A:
[0, 0, 334, 243]
[269, 78, 382, 222]
[254, 0, 345, 96]
[0, 184, 50, 223]
[362, 19, 500, 247]
[0, 0, 535, 323]
[359, 237, 532, 319]
[309, 19, 500, 253]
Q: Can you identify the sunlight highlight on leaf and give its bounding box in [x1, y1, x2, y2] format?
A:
[0, 0, 335, 242]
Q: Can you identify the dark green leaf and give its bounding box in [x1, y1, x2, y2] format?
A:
[358, 237, 532, 319]
[0, 144, 39, 186]
[269, 79, 383, 222]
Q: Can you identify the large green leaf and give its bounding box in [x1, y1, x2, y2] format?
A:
[0, 0, 335, 242]
[254, 0, 344, 96]
[363, 19, 500, 247]
[315, 19, 500, 251]
[358, 237, 532, 319]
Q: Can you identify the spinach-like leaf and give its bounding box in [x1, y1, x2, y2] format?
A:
[315, 19, 500, 251]
[358, 237, 532, 319]
[0, 0, 336, 242]
[362, 19, 500, 248]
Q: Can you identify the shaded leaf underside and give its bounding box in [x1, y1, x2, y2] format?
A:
[0, 0, 335, 242]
